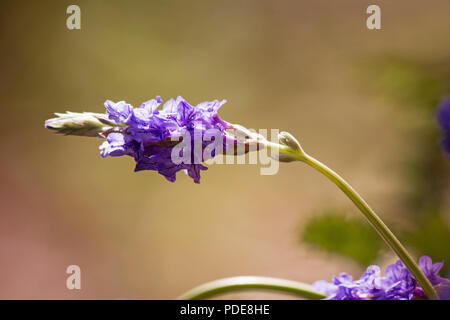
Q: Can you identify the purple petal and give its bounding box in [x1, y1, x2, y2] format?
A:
[104, 100, 133, 123]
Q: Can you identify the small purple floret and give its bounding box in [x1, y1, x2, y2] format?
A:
[105, 100, 133, 123]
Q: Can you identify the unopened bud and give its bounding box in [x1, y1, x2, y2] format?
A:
[278, 131, 302, 152]
[45, 112, 123, 137]
[266, 131, 303, 162]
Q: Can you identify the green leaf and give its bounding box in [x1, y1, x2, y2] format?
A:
[300, 211, 384, 266]
[358, 56, 449, 113]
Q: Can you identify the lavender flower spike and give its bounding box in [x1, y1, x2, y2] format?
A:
[313, 256, 450, 300]
[45, 96, 290, 183]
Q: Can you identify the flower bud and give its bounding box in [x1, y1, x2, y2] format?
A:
[278, 131, 303, 153]
[273, 131, 304, 162]
[45, 112, 121, 137]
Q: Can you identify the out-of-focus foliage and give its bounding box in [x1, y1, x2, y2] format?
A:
[362, 56, 450, 215]
[301, 212, 384, 266]
[300, 56, 450, 275]
[403, 213, 450, 275]
[362, 57, 448, 111]
[366, 57, 450, 276]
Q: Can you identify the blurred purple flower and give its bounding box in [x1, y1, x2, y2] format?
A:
[437, 98, 450, 155]
[313, 256, 449, 300]
[99, 96, 229, 183]
[418, 256, 447, 286]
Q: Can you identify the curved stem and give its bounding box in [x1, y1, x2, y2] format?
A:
[299, 152, 438, 300]
[178, 276, 326, 300]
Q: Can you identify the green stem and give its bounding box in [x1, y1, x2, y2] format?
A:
[178, 276, 326, 300]
[299, 152, 438, 300]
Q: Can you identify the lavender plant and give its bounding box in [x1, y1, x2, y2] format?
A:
[46, 97, 265, 183]
[45, 96, 450, 300]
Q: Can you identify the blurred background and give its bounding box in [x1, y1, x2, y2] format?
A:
[0, 0, 449, 299]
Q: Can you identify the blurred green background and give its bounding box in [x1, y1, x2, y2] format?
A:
[0, 0, 449, 299]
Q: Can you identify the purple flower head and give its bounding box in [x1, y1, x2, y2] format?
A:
[314, 256, 450, 300]
[437, 98, 450, 154]
[99, 96, 231, 183]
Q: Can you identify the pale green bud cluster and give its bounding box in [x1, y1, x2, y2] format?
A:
[45, 112, 125, 137]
